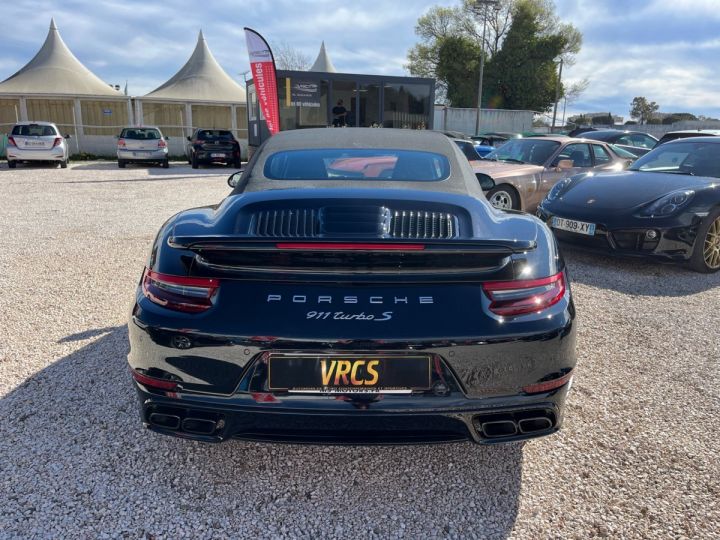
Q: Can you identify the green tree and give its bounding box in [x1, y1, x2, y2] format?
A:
[406, 0, 584, 107]
[481, 0, 568, 111]
[436, 36, 481, 107]
[661, 112, 698, 125]
[630, 97, 659, 124]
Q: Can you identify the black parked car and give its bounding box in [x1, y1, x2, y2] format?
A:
[537, 137, 720, 272]
[128, 128, 577, 445]
[185, 128, 242, 168]
[578, 130, 658, 157]
[656, 129, 720, 146]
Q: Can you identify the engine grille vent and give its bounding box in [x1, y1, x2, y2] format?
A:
[251, 207, 456, 239]
[389, 210, 455, 239]
[254, 209, 319, 237]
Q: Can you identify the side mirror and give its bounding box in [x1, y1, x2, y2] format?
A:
[186, 136, 192, 142]
[476, 173, 495, 191]
[64, 134, 71, 139]
[555, 159, 573, 171]
[165, 136, 170, 140]
[227, 170, 244, 188]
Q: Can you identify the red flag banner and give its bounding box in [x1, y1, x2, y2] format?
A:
[244, 28, 280, 136]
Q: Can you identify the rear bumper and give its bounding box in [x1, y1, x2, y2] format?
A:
[194, 150, 238, 162]
[117, 149, 168, 162]
[128, 303, 577, 444]
[135, 383, 570, 445]
[7, 146, 66, 161]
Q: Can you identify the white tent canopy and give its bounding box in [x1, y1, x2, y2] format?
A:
[309, 41, 337, 73]
[0, 18, 121, 97]
[145, 31, 246, 102]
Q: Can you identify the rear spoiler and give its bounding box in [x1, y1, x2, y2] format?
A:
[168, 236, 537, 254]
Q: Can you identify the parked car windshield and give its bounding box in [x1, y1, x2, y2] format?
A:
[609, 144, 640, 159]
[12, 124, 57, 137]
[484, 139, 561, 165]
[454, 140, 481, 161]
[629, 141, 720, 177]
[264, 149, 451, 181]
[198, 130, 234, 141]
[120, 128, 161, 140]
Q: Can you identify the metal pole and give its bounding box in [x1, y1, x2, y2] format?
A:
[474, 4, 489, 136]
[551, 58, 563, 132]
[561, 97, 568, 128]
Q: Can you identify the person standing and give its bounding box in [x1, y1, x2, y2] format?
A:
[332, 99, 347, 127]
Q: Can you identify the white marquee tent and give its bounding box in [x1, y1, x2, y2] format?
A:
[0, 19, 131, 152]
[137, 31, 248, 155]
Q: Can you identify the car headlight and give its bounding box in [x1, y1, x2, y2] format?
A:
[546, 178, 572, 201]
[636, 189, 694, 217]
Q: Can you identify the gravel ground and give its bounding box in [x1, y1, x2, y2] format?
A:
[0, 161, 718, 539]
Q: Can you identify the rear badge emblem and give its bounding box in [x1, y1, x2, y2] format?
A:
[586, 198, 595, 205]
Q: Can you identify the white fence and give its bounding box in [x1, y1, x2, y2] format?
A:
[434, 106, 534, 136]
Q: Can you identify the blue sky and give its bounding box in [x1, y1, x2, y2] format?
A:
[1, 0, 719, 120]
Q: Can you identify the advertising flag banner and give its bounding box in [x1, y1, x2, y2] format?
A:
[244, 28, 280, 135]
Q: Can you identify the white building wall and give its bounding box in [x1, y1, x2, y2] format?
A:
[434, 107, 534, 135]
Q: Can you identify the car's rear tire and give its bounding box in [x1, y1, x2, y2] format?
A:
[191, 154, 199, 169]
[60, 159, 68, 169]
[162, 159, 170, 169]
[689, 208, 720, 273]
[8, 160, 16, 169]
[118, 160, 126, 168]
[233, 157, 242, 168]
[487, 185, 520, 211]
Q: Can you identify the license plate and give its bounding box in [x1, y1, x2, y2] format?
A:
[26, 141, 44, 147]
[551, 216, 596, 236]
[211, 153, 225, 158]
[267, 355, 431, 394]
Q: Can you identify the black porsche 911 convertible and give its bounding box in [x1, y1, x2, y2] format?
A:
[127, 128, 577, 445]
[537, 137, 720, 272]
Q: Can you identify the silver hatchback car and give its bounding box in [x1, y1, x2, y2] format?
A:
[117, 126, 169, 168]
[6, 121, 71, 168]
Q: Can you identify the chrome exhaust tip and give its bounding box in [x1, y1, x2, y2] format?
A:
[148, 413, 181, 430]
[518, 417, 553, 434]
[481, 420, 518, 438]
[182, 417, 218, 435]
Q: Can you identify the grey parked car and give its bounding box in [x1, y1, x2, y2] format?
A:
[117, 126, 169, 168]
[578, 130, 658, 157]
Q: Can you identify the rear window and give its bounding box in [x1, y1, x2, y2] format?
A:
[120, 128, 161, 140]
[12, 124, 57, 137]
[198, 130, 234, 141]
[263, 149, 451, 181]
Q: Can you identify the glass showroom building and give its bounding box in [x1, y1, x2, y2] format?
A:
[246, 70, 436, 148]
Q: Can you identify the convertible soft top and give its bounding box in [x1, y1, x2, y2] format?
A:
[235, 128, 484, 197]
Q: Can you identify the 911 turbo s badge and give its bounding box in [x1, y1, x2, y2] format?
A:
[267, 294, 434, 322]
[307, 310, 393, 322]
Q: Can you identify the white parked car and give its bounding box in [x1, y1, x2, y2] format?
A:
[117, 126, 169, 168]
[6, 121, 71, 168]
